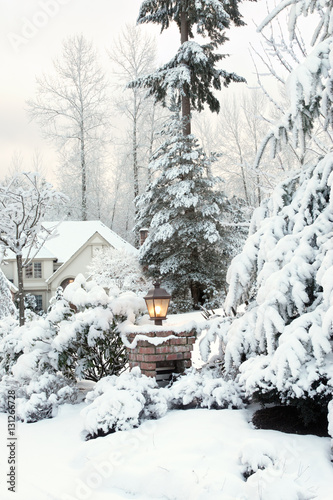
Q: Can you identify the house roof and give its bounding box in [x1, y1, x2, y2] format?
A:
[41, 221, 137, 262]
[5, 221, 137, 262]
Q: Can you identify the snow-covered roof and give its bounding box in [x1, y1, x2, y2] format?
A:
[5, 221, 137, 263]
[41, 221, 137, 262]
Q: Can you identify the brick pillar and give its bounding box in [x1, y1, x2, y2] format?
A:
[126, 330, 196, 378]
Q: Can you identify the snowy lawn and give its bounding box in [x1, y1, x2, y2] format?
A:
[1, 403, 332, 500]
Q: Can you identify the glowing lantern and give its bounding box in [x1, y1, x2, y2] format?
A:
[144, 282, 171, 326]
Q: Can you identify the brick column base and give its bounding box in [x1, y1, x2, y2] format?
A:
[126, 330, 196, 379]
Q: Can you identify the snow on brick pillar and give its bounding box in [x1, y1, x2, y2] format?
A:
[127, 330, 196, 380]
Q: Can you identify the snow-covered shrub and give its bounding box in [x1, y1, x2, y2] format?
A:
[239, 439, 277, 480]
[0, 285, 76, 376]
[0, 291, 79, 422]
[0, 316, 55, 378]
[81, 367, 168, 439]
[53, 275, 146, 381]
[219, 155, 333, 424]
[198, 313, 233, 365]
[0, 275, 146, 422]
[88, 247, 151, 295]
[0, 269, 16, 320]
[0, 285, 75, 379]
[168, 366, 246, 409]
[0, 372, 78, 423]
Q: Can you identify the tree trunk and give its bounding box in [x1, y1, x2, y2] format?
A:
[133, 91, 140, 247]
[190, 283, 204, 309]
[181, 11, 191, 136]
[16, 254, 25, 326]
[80, 127, 87, 221]
[256, 171, 262, 206]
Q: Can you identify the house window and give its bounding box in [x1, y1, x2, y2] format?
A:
[60, 278, 75, 290]
[25, 262, 42, 279]
[32, 294, 43, 312]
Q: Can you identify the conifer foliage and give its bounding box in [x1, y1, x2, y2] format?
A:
[223, 155, 333, 418]
[136, 113, 228, 309]
[130, 0, 246, 134]
[255, 0, 333, 166]
[199, 0, 333, 432]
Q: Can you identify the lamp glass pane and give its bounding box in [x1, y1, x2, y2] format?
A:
[145, 299, 155, 318]
[153, 298, 170, 318]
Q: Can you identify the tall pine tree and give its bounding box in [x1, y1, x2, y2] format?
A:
[129, 0, 247, 135]
[136, 111, 231, 309]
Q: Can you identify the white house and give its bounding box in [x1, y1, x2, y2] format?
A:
[1, 221, 137, 312]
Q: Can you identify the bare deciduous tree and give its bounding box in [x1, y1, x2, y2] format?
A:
[109, 25, 161, 245]
[28, 35, 110, 221]
[0, 172, 65, 325]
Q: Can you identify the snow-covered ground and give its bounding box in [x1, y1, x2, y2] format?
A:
[0, 402, 332, 500]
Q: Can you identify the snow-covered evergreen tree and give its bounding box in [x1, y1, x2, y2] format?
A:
[255, 0, 333, 167]
[136, 111, 231, 309]
[221, 155, 333, 424]
[199, 0, 333, 431]
[129, 0, 246, 135]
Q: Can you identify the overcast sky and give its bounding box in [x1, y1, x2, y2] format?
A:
[0, 0, 268, 182]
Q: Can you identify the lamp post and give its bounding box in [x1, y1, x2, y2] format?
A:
[144, 282, 171, 326]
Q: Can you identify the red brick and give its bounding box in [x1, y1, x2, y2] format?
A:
[170, 337, 187, 345]
[187, 337, 196, 344]
[183, 352, 192, 359]
[145, 354, 165, 362]
[142, 370, 155, 378]
[172, 345, 192, 353]
[181, 330, 196, 337]
[138, 346, 156, 354]
[166, 353, 184, 361]
[156, 346, 172, 354]
[140, 362, 156, 371]
[155, 331, 174, 337]
[184, 360, 192, 368]
[136, 340, 153, 348]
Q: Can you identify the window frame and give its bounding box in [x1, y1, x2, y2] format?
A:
[25, 261, 43, 279]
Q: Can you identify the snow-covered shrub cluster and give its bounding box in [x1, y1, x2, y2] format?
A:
[205, 155, 333, 424]
[53, 275, 146, 382]
[0, 315, 56, 379]
[239, 439, 277, 480]
[0, 275, 146, 422]
[81, 365, 246, 438]
[0, 372, 77, 423]
[82, 367, 168, 438]
[0, 290, 77, 421]
[168, 365, 246, 410]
